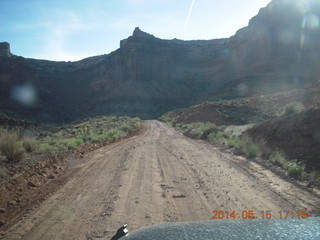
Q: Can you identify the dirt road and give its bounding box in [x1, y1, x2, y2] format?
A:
[2, 120, 320, 239]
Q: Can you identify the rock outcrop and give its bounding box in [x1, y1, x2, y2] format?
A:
[0, 42, 12, 57]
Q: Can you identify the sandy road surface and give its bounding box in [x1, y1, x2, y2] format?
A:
[2, 120, 320, 240]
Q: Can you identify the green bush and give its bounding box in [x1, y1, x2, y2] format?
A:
[226, 137, 242, 148]
[185, 122, 222, 139]
[108, 128, 126, 139]
[37, 143, 58, 154]
[121, 124, 130, 132]
[282, 102, 304, 116]
[79, 133, 90, 143]
[283, 160, 295, 170]
[90, 135, 100, 143]
[207, 132, 228, 144]
[207, 128, 242, 148]
[241, 138, 260, 158]
[287, 165, 304, 178]
[65, 138, 83, 149]
[48, 139, 56, 146]
[22, 137, 38, 152]
[207, 132, 219, 143]
[0, 132, 26, 162]
[283, 160, 304, 178]
[189, 128, 205, 139]
[269, 150, 286, 166]
[99, 134, 112, 142]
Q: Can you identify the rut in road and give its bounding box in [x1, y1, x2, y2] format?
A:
[3, 120, 320, 240]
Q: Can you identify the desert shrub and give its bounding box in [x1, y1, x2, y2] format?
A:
[188, 128, 203, 139]
[283, 160, 304, 178]
[48, 139, 56, 146]
[79, 133, 90, 143]
[167, 121, 174, 127]
[282, 102, 304, 115]
[108, 128, 126, 139]
[207, 132, 226, 144]
[0, 132, 26, 162]
[65, 138, 83, 149]
[121, 124, 130, 132]
[22, 137, 38, 152]
[37, 143, 58, 154]
[207, 128, 241, 148]
[207, 132, 218, 143]
[269, 150, 286, 167]
[89, 134, 100, 143]
[53, 131, 64, 138]
[131, 119, 141, 131]
[185, 122, 222, 139]
[241, 138, 260, 158]
[283, 160, 295, 170]
[226, 137, 242, 148]
[89, 132, 115, 143]
[287, 164, 304, 178]
[99, 134, 112, 142]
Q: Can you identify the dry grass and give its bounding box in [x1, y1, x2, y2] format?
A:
[0, 132, 25, 162]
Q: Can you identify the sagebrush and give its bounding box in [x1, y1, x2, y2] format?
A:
[0, 132, 25, 162]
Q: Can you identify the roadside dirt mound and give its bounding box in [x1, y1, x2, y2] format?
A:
[170, 103, 231, 125]
[245, 107, 320, 171]
[0, 141, 111, 230]
[161, 102, 260, 126]
[0, 130, 141, 230]
[0, 115, 40, 128]
[0, 121, 144, 231]
[160, 91, 309, 127]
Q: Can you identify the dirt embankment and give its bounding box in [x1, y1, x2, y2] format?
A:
[0, 123, 144, 232]
[0, 141, 117, 231]
[1, 121, 319, 240]
[245, 107, 320, 171]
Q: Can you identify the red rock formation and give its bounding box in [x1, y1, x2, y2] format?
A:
[0, 42, 12, 57]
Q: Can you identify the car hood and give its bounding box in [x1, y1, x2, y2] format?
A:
[120, 217, 320, 240]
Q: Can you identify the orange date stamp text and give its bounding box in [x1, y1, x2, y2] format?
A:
[211, 210, 308, 220]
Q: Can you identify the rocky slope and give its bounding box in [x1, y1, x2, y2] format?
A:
[245, 107, 320, 171]
[159, 89, 310, 126]
[1, 0, 320, 122]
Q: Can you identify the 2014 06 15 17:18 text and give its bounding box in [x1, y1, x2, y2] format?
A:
[211, 210, 308, 220]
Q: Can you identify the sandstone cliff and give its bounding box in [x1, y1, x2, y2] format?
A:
[0, 0, 320, 122]
[0, 42, 12, 57]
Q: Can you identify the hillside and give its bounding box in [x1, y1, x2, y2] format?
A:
[1, 0, 320, 123]
[160, 90, 310, 126]
[245, 107, 320, 171]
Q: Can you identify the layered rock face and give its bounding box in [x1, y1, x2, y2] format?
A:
[0, 42, 12, 57]
[1, 0, 320, 122]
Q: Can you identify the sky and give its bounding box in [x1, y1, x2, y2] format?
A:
[0, 0, 271, 61]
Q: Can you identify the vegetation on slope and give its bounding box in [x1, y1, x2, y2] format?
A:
[160, 90, 306, 127]
[0, 115, 141, 180]
[0, 115, 141, 158]
[160, 99, 320, 186]
[177, 122, 261, 158]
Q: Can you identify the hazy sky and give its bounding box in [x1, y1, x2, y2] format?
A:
[0, 0, 270, 61]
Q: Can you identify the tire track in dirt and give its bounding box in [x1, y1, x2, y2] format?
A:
[1, 120, 319, 240]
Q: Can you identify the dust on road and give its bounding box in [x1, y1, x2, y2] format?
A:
[2, 120, 320, 239]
